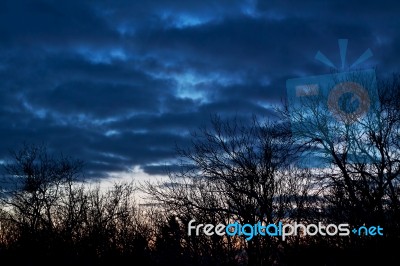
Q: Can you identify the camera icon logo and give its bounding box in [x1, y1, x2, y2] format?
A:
[286, 39, 380, 168]
[327, 80, 371, 124]
[287, 69, 377, 127]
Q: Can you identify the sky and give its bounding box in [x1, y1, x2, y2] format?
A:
[0, 0, 399, 183]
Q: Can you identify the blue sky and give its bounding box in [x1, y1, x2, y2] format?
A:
[0, 0, 399, 180]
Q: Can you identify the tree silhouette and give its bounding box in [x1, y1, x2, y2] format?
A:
[144, 116, 317, 265]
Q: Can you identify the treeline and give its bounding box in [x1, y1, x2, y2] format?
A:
[0, 145, 150, 265]
[1, 74, 400, 265]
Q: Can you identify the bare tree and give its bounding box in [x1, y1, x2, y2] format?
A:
[144, 115, 314, 265]
[0, 143, 151, 264]
[285, 71, 400, 250]
[1, 143, 83, 235]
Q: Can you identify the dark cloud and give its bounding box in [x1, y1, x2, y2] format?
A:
[0, 0, 399, 179]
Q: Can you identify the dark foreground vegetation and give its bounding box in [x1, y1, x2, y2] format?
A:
[1, 74, 400, 265]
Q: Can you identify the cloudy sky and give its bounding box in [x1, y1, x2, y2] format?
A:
[0, 0, 399, 182]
